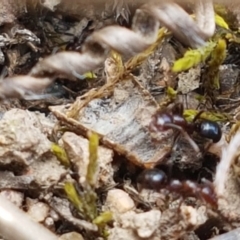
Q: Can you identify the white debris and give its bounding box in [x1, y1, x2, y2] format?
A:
[26, 198, 50, 223]
[106, 189, 135, 214]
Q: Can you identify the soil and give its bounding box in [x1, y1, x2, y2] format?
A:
[0, 1, 240, 240]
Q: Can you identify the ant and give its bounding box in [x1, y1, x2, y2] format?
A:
[149, 103, 222, 153]
[137, 168, 217, 207]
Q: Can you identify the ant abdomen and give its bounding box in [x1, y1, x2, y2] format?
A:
[137, 168, 167, 190]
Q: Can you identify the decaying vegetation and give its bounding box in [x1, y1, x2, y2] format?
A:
[1, 0, 240, 240]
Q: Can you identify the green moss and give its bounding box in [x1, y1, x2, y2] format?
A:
[183, 109, 229, 123]
[86, 132, 99, 187]
[51, 143, 70, 167]
[172, 42, 216, 73]
[64, 132, 112, 238]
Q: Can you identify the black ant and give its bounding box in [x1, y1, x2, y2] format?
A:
[137, 168, 217, 207]
[149, 103, 222, 153]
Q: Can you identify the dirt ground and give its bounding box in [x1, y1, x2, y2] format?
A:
[1, 1, 240, 240]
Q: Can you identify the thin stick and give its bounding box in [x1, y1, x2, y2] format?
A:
[0, 195, 58, 240]
[210, 227, 240, 240]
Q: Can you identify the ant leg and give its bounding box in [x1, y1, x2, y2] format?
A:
[202, 141, 212, 155]
[171, 102, 184, 115]
[71, 69, 86, 80]
[164, 123, 200, 153]
[166, 132, 181, 178]
[200, 178, 217, 207]
[193, 110, 204, 123]
[67, 64, 86, 80]
[171, 131, 181, 150]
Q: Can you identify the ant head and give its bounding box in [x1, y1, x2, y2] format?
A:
[137, 168, 167, 191]
[149, 103, 186, 133]
[149, 111, 173, 133]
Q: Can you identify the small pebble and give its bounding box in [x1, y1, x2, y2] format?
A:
[59, 232, 84, 240]
[26, 198, 50, 222]
[106, 189, 135, 214]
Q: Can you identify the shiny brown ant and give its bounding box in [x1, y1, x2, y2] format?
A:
[149, 103, 222, 153]
[137, 168, 217, 206]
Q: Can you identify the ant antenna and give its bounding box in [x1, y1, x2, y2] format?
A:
[163, 122, 200, 153]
